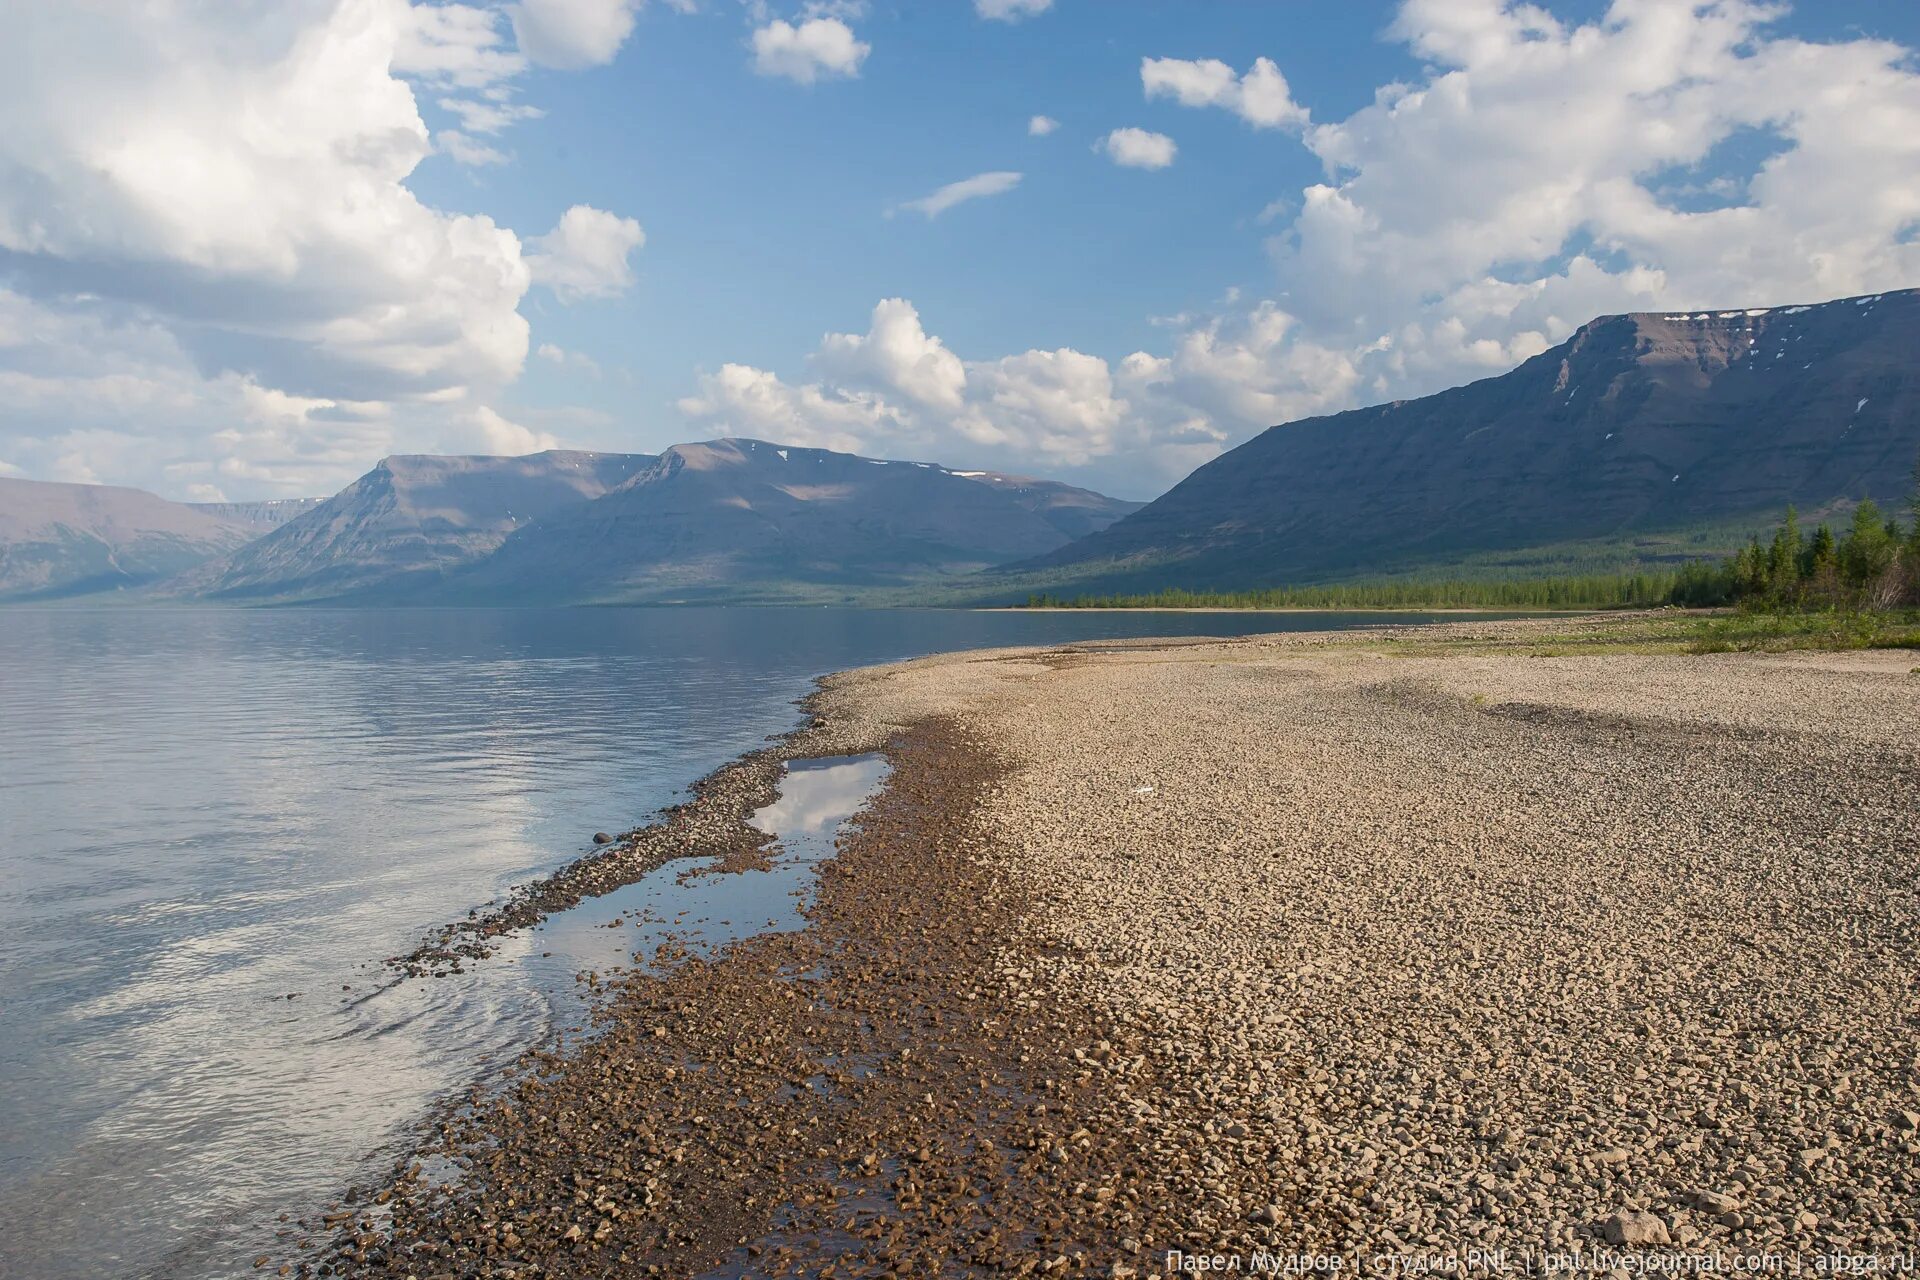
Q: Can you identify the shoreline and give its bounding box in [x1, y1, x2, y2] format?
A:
[301, 615, 1920, 1274]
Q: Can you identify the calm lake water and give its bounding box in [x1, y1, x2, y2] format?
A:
[0, 605, 1491, 1278]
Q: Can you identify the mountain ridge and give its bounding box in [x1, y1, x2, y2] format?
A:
[431, 438, 1142, 604]
[1011, 287, 1920, 592]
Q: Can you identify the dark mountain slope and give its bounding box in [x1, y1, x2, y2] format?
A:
[1019, 289, 1920, 591]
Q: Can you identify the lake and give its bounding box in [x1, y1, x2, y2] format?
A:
[0, 606, 1492, 1278]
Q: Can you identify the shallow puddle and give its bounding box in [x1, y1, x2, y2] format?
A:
[510, 751, 890, 1001]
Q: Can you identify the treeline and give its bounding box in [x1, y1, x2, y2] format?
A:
[1026, 481, 1920, 614]
[1673, 497, 1920, 609]
[1023, 573, 1684, 611]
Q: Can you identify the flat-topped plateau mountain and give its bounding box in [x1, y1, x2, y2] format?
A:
[189, 450, 652, 602]
[0, 477, 265, 600]
[1012, 289, 1920, 593]
[438, 439, 1141, 604]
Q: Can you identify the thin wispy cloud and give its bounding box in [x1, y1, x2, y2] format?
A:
[892, 171, 1022, 219]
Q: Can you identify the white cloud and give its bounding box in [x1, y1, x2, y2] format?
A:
[436, 129, 509, 166]
[473, 404, 561, 454]
[394, 3, 526, 89]
[976, 0, 1051, 22]
[1262, 0, 1920, 396]
[1098, 127, 1177, 170]
[954, 348, 1126, 464]
[509, 0, 641, 69]
[1142, 56, 1309, 130]
[1028, 114, 1059, 137]
[525, 205, 647, 302]
[751, 17, 869, 84]
[677, 363, 888, 456]
[893, 171, 1022, 219]
[0, 2, 652, 497]
[816, 299, 966, 411]
[438, 94, 544, 134]
[680, 298, 1147, 481]
[0, 0, 533, 404]
[536, 342, 602, 375]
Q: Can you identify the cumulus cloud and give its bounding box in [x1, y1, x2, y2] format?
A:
[1028, 114, 1059, 137]
[1142, 56, 1309, 130]
[893, 171, 1022, 219]
[473, 404, 561, 454]
[394, 2, 526, 89]
[976, 0, 1051, 22]
[677, 363, 889, 456]
[751, 17, 869, 84]
[0, 1, 652, 497]
[679, 298, 1143, 481]
[525, 205, 647, 302]
[0, 0, 534, 404]
[1098, 127, 1177, 170]
[510, 0, 641, 69]
[815, 299, 967, 411]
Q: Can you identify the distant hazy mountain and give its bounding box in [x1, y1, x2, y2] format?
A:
[178, 439, 1138, 604]
[437, 439, 1143, 603]
[1017, 288, 1920, 592]
[0, 477, 258, 600]
[186, 498, 324, 533]
[193, 450, 652, 601]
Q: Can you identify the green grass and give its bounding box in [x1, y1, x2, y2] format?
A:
[1682, 609, 1920, 654]
[1347, 608, 1920, 659]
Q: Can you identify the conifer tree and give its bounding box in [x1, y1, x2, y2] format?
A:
[1767, 506, 1800, 599]
[1842, 498, 1896, 599]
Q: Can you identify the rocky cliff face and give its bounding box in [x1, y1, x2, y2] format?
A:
[0, 477, 258, 599]
[1020, 289, 1920, 590]
[186, 498, 324, 533]
[440, 439, 1141, 603]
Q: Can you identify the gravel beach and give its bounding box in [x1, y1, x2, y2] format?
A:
[299, 615, 1920, 1277]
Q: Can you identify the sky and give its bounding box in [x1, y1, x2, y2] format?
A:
[2, 1, 1919, 503]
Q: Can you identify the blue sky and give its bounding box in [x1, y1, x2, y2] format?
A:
[3, 0, 1920, 501]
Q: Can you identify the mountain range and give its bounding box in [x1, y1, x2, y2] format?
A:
[1015, 288, 1920, 592]
[175, 440, 1140, 604]
[3, 287, 1916, 605]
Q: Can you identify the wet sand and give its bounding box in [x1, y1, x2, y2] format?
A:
[296, 616, 1920, 1276]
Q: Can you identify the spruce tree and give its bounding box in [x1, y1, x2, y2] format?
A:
[1841, 498, 1895, 593]
[1767, 506, 1801, 600]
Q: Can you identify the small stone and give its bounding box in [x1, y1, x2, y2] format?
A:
[1600, 1211, 1671, 1247]
[1894, 1109, 1920, 1132]
[592, 832, 614, 844]
[1249, 1205, 1281, 1227]
[1597, 1147, 1631, 1167]
[1690, 1189, 1741, 1215]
